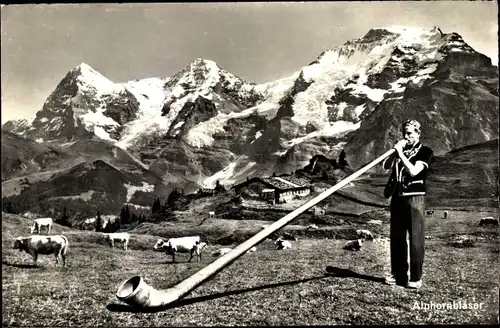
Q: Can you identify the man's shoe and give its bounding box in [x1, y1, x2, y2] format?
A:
[406, 280, 422, 289]
[385, 275, 397, 285]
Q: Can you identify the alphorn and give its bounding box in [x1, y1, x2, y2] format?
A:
[116, 148, 396, 309]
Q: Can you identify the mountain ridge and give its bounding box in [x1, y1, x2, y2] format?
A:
[2, 26, 498, 204]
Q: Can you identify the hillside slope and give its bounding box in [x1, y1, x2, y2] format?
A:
[426, 139, 499, 208]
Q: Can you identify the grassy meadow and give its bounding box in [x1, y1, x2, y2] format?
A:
[2, 206, 498, 326]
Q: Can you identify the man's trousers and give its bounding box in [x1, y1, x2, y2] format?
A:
[390, 195, 425, 284]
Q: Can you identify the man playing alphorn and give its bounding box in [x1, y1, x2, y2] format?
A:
[382, 119, 433, 289]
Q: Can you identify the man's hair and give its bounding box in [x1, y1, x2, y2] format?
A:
[402, 119, 421, 134]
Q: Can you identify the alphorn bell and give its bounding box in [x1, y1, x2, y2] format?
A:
[115, 148, 396, 310]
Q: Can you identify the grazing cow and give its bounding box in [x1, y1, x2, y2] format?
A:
[426, 210, 435, 216]
[154, 236, 202, 262]
[108, 232, 130, 250]
[307, 224, 319, 230]
[29, 218, 53, 234]
[356, 229, 374, 241]
[344, 239, 364, 251]
[282, 232, 298, 241]
[191, 242, 207, 261]
[246, 246, 257, 254]
[13, 235, 68, 267]
[212, 247, 233, 257]
[443, 211, 449, 219]
[275, 237, 292, 250]
[479, 217, 499, 226]
[208, 211, 215, 218]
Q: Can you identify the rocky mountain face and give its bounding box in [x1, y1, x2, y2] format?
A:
[2, 118, 34, 137]
[2, 26, 498, 218]
[343, 32, 498, 170]
[274, 27, 498, 172]
[17, 64, 142, 142]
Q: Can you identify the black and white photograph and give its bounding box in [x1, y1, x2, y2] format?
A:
[1, 2, 498, 326]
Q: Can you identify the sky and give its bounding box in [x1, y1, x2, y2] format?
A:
[1, 2, 498, 124]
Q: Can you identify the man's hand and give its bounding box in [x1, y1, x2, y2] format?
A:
[394, 139, 408, 153]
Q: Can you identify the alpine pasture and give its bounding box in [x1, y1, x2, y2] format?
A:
[2, 206, 498, 326]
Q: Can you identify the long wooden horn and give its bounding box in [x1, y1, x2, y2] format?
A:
[115, 149, 396, 310]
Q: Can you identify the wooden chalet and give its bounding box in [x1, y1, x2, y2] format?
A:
[234, 176, 311, 204]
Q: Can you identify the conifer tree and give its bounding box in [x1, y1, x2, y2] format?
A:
[95, 210, 102, 232]
[339, 149, 348, 168]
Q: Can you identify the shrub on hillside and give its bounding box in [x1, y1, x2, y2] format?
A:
[310, 215, 345, 226]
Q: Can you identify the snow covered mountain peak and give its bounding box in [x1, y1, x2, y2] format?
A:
[372, 25, 441, 37]
[113, 57, 266, 150]
[190, 57, 218, 68]
[363, 25, 473, 55]
[185, 58, 222, 91]
[172, 57, 256, 93]
[70, 62, 119, 94]
[367, 26, 447, 53]
[290, 25, 476, 131]
[74, 62, 97, 73]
